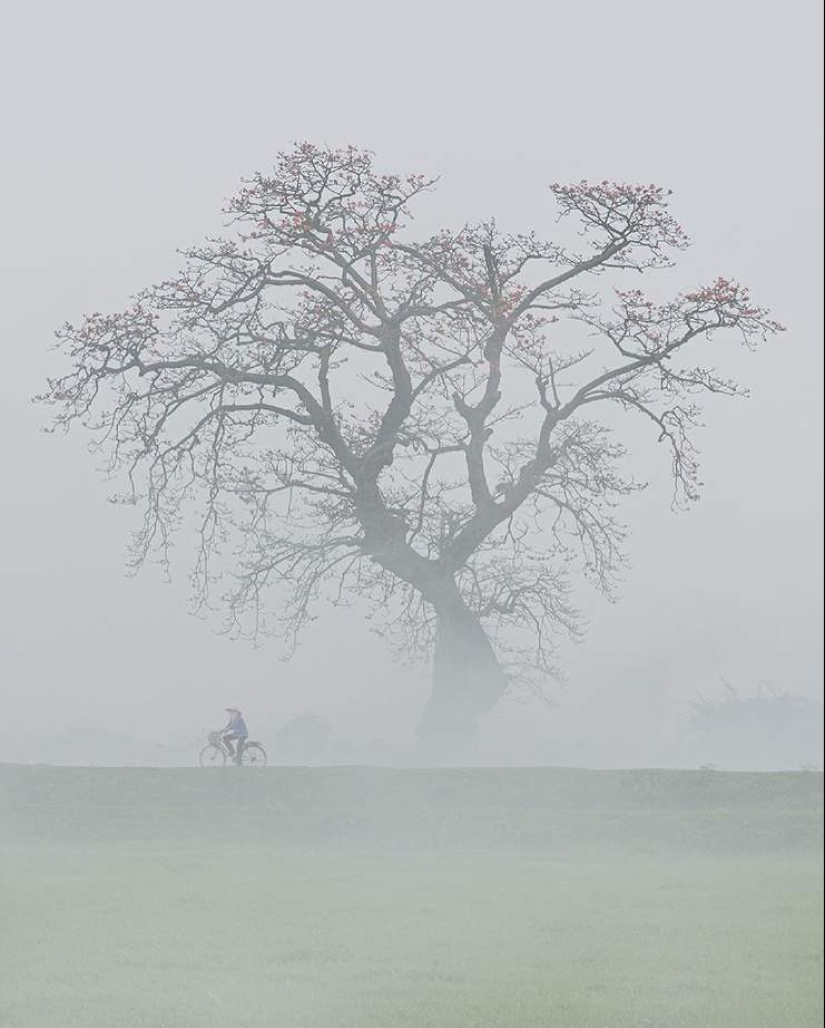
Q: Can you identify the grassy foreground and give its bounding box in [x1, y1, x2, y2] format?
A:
[1, 766, 822, 1027]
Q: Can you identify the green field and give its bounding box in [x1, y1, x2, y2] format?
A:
[1, 766, 822, 1027]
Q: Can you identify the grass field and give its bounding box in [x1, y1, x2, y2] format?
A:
[1, 766, 822, 1027]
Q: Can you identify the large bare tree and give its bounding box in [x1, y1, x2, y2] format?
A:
[41, 144, 782, 748]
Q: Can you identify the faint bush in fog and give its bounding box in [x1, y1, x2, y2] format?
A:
[688, 685, 824, 771]
[275, 714, 332, 764]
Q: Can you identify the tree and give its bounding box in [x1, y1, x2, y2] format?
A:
[688, 685, 824, 770]
[41, 144, 782, 750]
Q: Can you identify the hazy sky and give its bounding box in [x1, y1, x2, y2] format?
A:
[1, 0, 822, 762]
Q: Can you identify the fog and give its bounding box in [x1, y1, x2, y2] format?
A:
[1, 0, 822, 771]
[1, 6, 823, 1028]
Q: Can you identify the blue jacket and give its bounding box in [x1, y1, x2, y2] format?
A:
[225, 711, 248, 738]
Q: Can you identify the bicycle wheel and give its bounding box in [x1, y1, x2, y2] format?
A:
[199, 743, 227, 767]
[239, 742, 267, 767]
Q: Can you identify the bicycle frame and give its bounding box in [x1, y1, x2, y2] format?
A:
[201, 732, 266, 768]
[218, 737, 244, 759]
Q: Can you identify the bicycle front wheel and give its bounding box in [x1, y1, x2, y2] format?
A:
[199, 744, 227, 767]
[240, 743, 267, 767]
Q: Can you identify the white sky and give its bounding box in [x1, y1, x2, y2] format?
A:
[1, 0, 822, 762]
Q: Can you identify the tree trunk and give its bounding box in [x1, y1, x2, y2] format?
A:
[416, 594, 507, 759]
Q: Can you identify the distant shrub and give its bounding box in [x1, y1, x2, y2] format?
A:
[689, 685, 824, 770]
[276, 714, 332, 764]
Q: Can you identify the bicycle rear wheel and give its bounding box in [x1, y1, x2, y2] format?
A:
[239, 742, 267, 767]
[199, 744, 227, 767]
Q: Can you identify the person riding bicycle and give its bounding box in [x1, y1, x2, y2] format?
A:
[221, 707, 248, 765]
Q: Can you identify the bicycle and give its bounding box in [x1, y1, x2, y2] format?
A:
[198, 731, 268, 767]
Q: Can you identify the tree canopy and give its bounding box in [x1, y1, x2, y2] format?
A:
[42, 144, 782, 743]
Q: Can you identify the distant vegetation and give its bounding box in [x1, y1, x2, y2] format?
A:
[688, 686, 823, 771]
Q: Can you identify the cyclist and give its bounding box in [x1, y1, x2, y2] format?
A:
[221, 707, 249, 765]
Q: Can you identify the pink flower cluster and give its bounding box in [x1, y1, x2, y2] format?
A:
[685, 277, 745, 306]
[551, 180, 671, 205]
[550, 180, 689, 251]
[682, 278, 786, 332]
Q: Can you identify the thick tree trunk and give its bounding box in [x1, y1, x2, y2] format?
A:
[362, 526, 506, 760]
[416, 594, 507, 759]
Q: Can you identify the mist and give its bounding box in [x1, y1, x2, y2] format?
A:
[2, 2, 823, 775]
[1, 2, 822, 1026]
